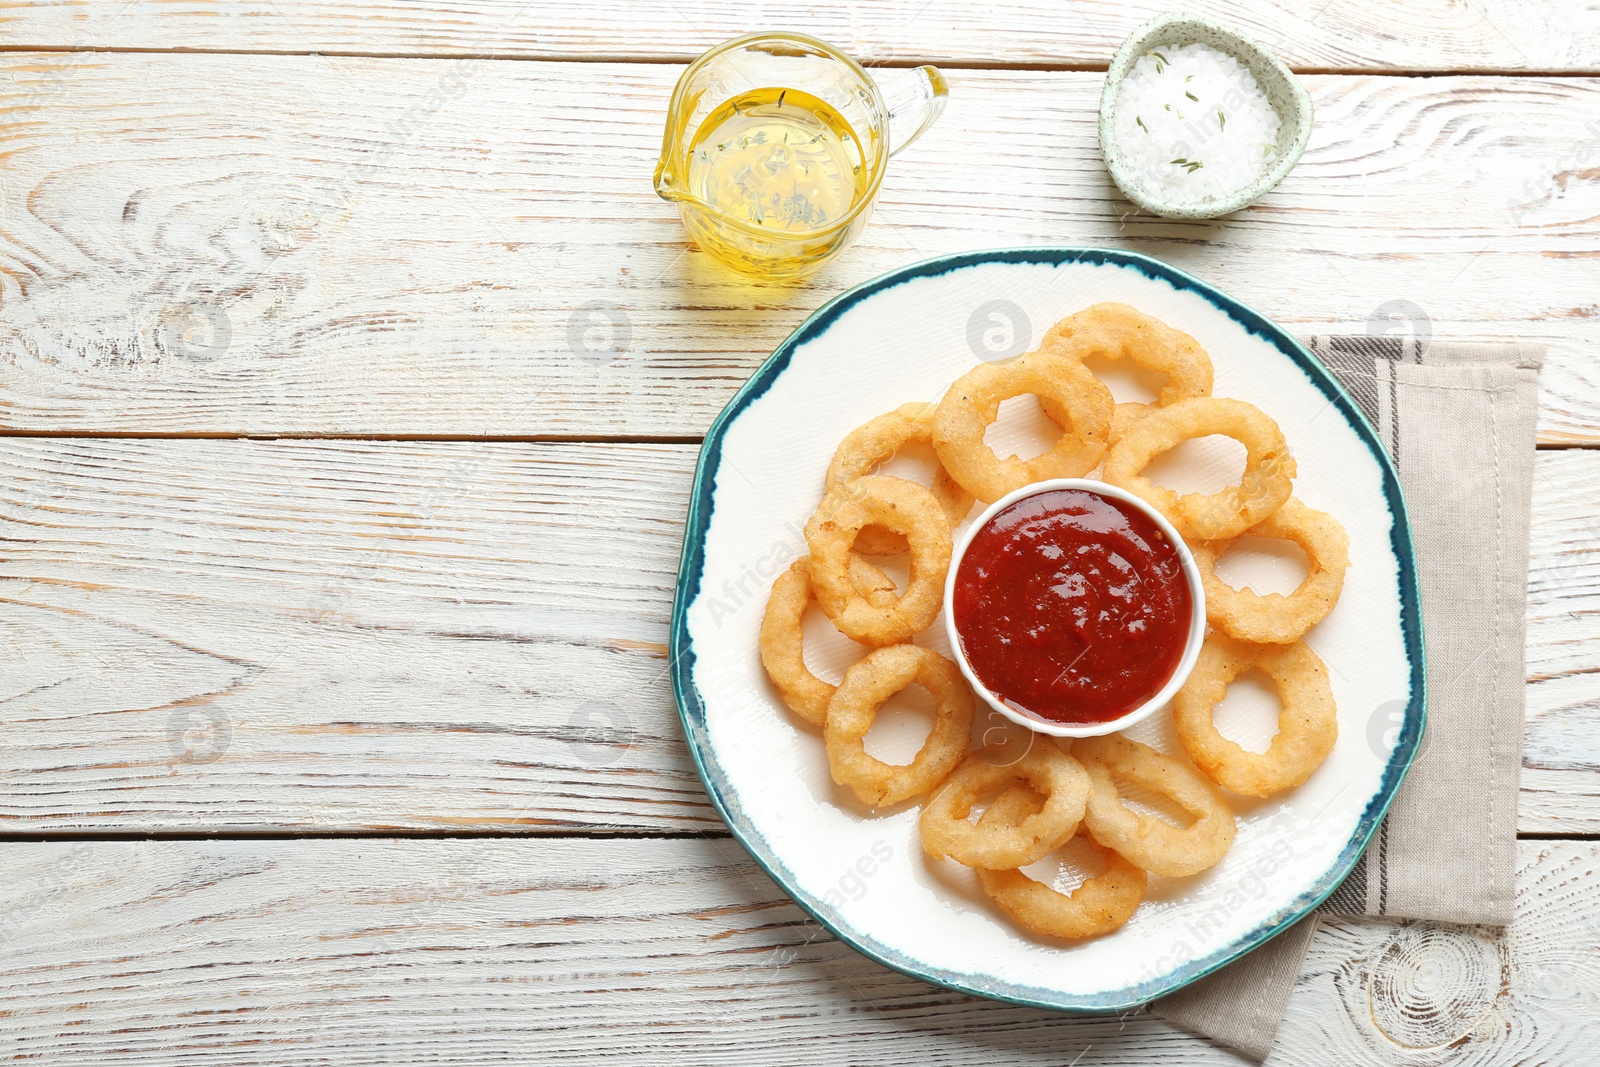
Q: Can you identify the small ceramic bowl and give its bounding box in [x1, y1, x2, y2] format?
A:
[943, 478, 1207, 739]
[1098, 12, 1313, 219]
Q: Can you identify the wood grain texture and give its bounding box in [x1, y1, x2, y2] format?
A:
[1285, 841, 1600, 1064]
[1, 439, 1594, 834]
[1522, 450, 1600, 833]
[6, 0, 1600, 72]
[0, 836, 1594, 1064]
[0, 439, 715, 833]
[1, 54, 1596, 440]
[3, 7, 1593, 1062]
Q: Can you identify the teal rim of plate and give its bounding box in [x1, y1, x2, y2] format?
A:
[668, 247, 1427, 1012]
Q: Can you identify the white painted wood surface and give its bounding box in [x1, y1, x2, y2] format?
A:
[0, 55, 1596, 440]
[2, 4, 1597, 1063]
[0, 440, 1594, 834]
[7, 0, 1600, 72]
[0, 837, 1593, 1065]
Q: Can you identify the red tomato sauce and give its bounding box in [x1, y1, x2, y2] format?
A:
[952, 487, 1192, 725]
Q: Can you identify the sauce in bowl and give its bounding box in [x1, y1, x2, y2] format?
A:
[951, 486, 1193, 726]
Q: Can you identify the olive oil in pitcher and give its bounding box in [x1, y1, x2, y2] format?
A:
[687, 88, 869, 236]
[655, 33, 948, 278]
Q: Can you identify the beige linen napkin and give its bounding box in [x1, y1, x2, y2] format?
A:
[1152, 336, 1545, 1061]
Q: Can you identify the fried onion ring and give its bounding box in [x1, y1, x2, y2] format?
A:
[919, 746, 1090, 869]
[1044, 398, 1152, 447]
[1191, 498, 1350, 644]
[825, 402, 974, 556]
[805, 475, 953, 645]
[975, 785, 1147, 939]
[1108, 401, 1154, 443]
[1173, 633, 1338, 798]
[932, 350, 1113, 503]
[759, 556, 898, 726]
[824, 644, 975, 807]
[1072, 734, 1237, 877]
[1039, 302, 1214, 445]
[1103, 397, 1296, 540]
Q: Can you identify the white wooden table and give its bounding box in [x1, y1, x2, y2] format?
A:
[2, 3, 1598, 1062]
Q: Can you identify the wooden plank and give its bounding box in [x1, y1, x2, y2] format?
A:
[1, 439, 1594, 834]
[1522, 450, 1600, 833]
[1285, 841, 1600, 1062]
[1, 55, 1596, 441]
[0, 439, 717, 834]
[0, 836, 1593, 1064]
[6, 0, 1599, 72]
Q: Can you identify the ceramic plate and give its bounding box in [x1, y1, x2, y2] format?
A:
[670, 248, 1424, 1010]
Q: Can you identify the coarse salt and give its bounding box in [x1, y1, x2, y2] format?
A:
[1112, 42, 1282, 207]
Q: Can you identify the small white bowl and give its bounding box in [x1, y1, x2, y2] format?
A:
[1098, 12, 1314, 220]
[943, 478, 1207, 739]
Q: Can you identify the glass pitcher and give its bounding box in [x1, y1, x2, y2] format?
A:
[654, 32, 948, 280]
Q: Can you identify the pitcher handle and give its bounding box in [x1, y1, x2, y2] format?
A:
[879, 65, 949, 158]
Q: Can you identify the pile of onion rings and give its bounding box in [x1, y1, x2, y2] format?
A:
[1039, 302, 1214, 445]
[1073, 734, 1237, 876]
[753, 301, 1353, 944]
[919, 746, 1090, 870]
[825, 402, 973, 554]
[975, 784, 1148, 940]
[1103, 397, 1296, 541]
[933, 349, 1113, 502]
[759, 555, 896, 725]
[804, 474, 953, 646]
